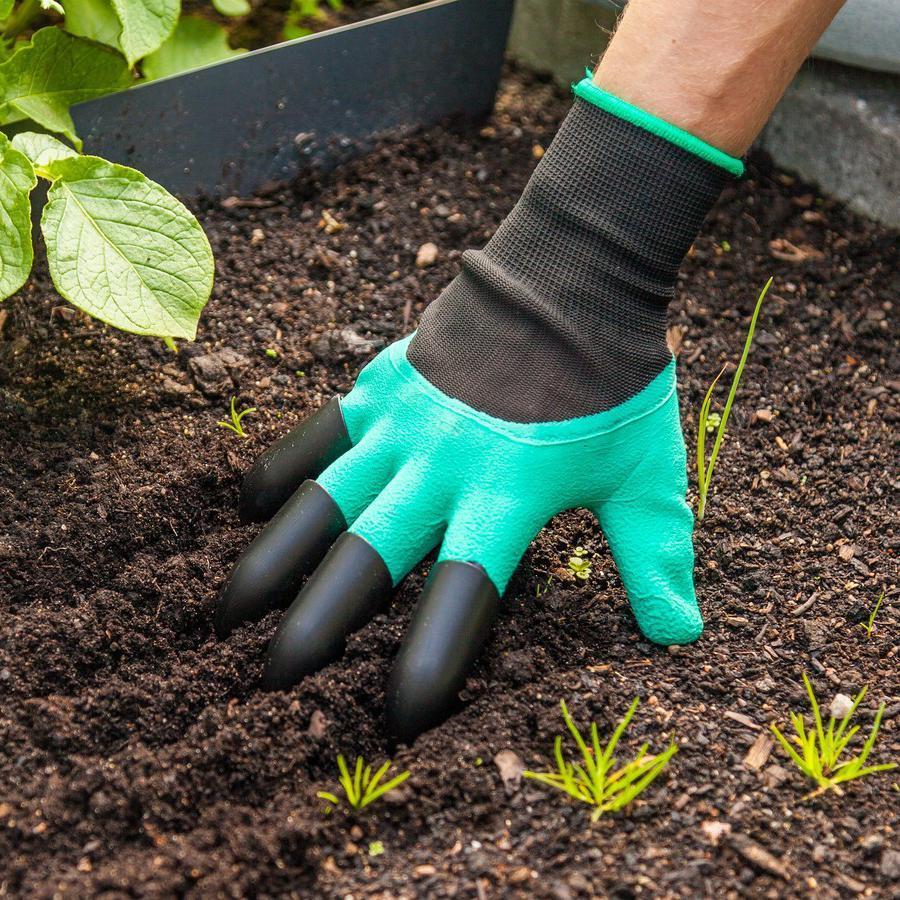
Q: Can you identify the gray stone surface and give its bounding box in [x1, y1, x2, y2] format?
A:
[760, 62, 900, 226]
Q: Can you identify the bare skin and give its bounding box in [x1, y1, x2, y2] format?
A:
[596, 0, 847, 156]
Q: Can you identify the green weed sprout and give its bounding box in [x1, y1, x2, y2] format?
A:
[317, 755, 410, 811]
[217, 396, 256, 438]
[524, 699, 677, 821]
[860, 590, 886, 639]
[770, 674, 897, 798]
[696, 276, 773, 522]
[567, 546, 592, 581]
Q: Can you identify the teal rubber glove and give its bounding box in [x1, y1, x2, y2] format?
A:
[217, 333, 701, 744]
[216, 78, 741, 743]
[325, 335, 700, 644]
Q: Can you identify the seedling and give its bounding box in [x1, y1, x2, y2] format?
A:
[567, 546, 591, 581]
[696, 276, 773, 522]
[859, 590, 886, 639]
[524, 699, 677, 821]
[217, 396, 256, 438]
[317, 755, 410, 811]
[769, 674, 897, 798]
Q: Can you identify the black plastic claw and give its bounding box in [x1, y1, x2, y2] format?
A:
[216, 480, 345, 637]
[240, 398, 351, 523]
[261, 532, 393, 690]
[385, 561, 500, 744]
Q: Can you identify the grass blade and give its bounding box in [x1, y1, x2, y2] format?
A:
[697, 276, 772, 522]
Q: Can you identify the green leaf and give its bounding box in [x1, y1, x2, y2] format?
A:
[64, 0, 124, 50]
[111, 0, 179, 66]
[0, 28, 131, 147]
[0, 132, 37, 300]
[12, 131, 78, 170]
[40, 154, 213, 339]
[212, 0, 250, 16]
[0, 0, 14, 18]
[142, 16, 243, 79]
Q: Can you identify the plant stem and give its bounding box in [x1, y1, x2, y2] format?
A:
[697, 276, 773, 523]
[3, 0, 42, 42]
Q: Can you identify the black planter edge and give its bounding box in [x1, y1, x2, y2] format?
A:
[71, 0, 515, 198]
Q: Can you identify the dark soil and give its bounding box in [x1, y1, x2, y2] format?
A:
[1, 69, 898, 899]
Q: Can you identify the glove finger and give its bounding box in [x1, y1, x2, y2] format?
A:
[385, 559, 499, 745]
[239, 398, 351, 522]
[346, 461, 446, 584]
[261, 531, 392, 690]
[215, 480, 344, 637]
[261, 463, 445, 690]
[385, 499, 544, 743]
[439, 494, 548, 593]
[596, 491, 702, 645]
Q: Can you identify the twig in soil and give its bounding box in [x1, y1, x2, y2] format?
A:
[316, 755, 410, 811]
[769, 674, 897, 798]
[524, 699, 677, 821]
[789, 592, 818, 616]
[859, 589, 886, 639]
[696, 276, 773, 523]
[217, 396, 257, 438]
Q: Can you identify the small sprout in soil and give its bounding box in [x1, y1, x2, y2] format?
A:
[696, 276, 773, 523]
[295, 370, 306, 377]
[217, 396, 256, 438]
[704, 412, 721, 434]
[535, 574, 554, 597]
[567, 547, 591, 581]
[859, 589, 886, 639]
[721, 240, 732, 253]
[265, 348, 278, 359]
[316, 755, 410, 811]
[524, 699, 678, 821]
[368, 841, 384, 857]
[769, 673, 897, 798]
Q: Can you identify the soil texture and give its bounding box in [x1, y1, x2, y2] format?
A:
[1, 69, 898, 898]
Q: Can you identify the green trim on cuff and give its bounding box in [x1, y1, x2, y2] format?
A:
[573, 76, 745, 177]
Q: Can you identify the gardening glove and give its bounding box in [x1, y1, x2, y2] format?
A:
[216, 77, 744, 743]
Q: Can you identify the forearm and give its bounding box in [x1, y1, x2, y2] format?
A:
[595, 0, 847, 155]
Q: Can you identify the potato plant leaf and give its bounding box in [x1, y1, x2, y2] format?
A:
[40, 155, 214, 338]
[142, 16, 243, 80]
[111, 0, 179, 66]
[64, 0, 124, 50]
[0, 133, 37, 300]
[212, 0, 250, 16]
[12, 131, 78, 169]
[0, 28, 132, 146]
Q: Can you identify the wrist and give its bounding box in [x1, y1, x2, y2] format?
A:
[573, 76, 745, 176]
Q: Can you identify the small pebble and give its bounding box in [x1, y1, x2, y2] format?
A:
[416, 242, 439, 268]
[829, 693, 854, 719]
